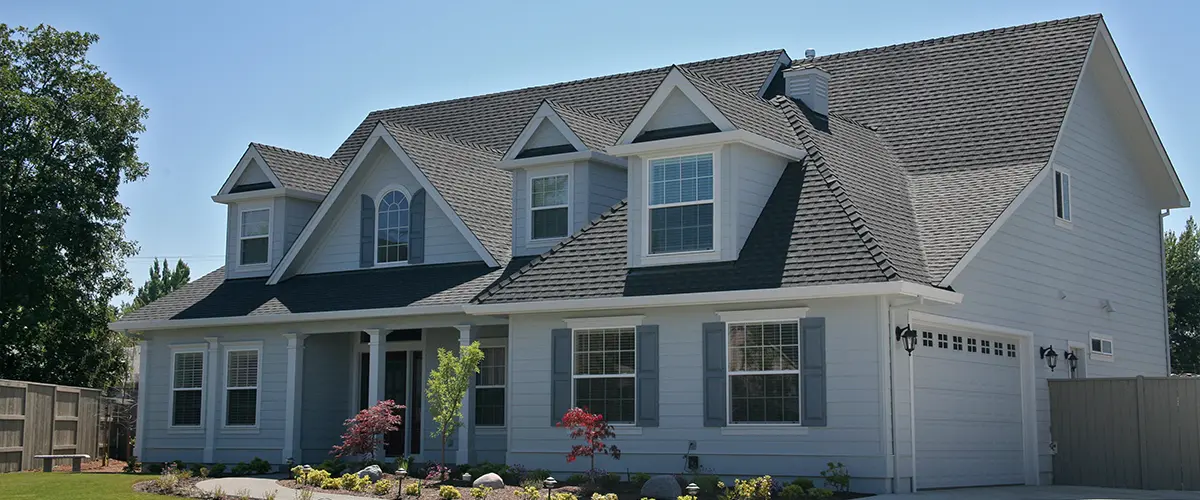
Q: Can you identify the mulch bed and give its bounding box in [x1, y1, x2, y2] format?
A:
[132, 476, 205, 498]
[276, 476, 587, 499]
[25, 458, 130, 473]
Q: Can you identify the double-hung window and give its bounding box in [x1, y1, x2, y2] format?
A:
[475, 347, 506, 426]
[224, 348, 260, 427]
[1054, 169, 1071, 222]
[649, 153, 714, 254]
[531, 174, 569, 240]
[171, 350, 205, 428]
[572, 327, 636, 423]
[728, 320, 801, 424]
[239, 208, 270, 266]
[1090, 333, 1113, 361]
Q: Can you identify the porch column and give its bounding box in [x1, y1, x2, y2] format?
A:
[203, 336, 220, 463]
[282, 333, 307, 465]
[455, 324, 476, 466]
[365, 329, 386, 458]
[134, 339, 148, 460]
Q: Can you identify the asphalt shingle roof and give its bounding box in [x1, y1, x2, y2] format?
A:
[251, 143, 346, 195]
[546, 100, 627, 151]
[676, 65, 801, 149]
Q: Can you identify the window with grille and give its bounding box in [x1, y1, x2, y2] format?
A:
[239, 208, 270, 266]
[573, 327, 636, 423]
[225, 349, 259, 426]
[377, 190, 410, 263]
[475, 347, 506, 426]
[937, 333, 948, 349]
[728, 321, 801, 424]
[1007, 343, 1017, 358]
[981, 340, 991, 355]
[921, 331, 933, 347]
[531, 174, 569, 240]
[967, 337, 978, 353]
[953, 336, 963, 351]
[172, 351, 204, 427]
[649, 153, 714, 254]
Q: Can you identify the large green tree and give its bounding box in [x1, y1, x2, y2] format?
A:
[121, 258, 190, 315]
[0, 25, 149, 388]
[1165, 216, 1200, 373]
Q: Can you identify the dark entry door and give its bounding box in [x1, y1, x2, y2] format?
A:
[359, 351, 417, 457]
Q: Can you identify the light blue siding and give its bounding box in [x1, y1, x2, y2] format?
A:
[512, 160, 627, 257]
[300, 332, 353, 464]
[284, 198, 320, 253]
[731, 144, 788, 255]
[587, 162, 627, 220]
[644, 88, 711, 131]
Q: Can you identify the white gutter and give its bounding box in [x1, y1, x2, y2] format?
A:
[465, 281, 962, 315]
[109, 304, 464, 332]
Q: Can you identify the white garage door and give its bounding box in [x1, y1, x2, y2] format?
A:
[913, 329, 1025, 489]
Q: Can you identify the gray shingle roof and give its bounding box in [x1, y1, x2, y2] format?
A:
[251, 143, 346, 195]
[545, 100, 627, 151]
[676, 65, 801, 149]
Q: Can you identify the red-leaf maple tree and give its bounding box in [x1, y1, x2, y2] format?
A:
[557, 407, 621, 472]
[332, 399, 404, 460]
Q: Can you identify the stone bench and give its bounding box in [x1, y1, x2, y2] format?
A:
[33, 454, 90, 472]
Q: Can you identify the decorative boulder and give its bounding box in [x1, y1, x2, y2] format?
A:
[356, 464, 383, 482]
[473, 472, 505, 489]
[641, 475, 682, 499]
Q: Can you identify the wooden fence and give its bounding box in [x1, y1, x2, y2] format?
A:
[1049, 376, 1200, 490]
[0, 379, 102, 473]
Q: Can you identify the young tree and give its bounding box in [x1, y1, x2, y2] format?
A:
[332, 399, 404, 461]
[0, 24, 150, 388]
[557, 407, 621, 474]
[121, 258, 191, 315]
[1166, 216, 1200, 373]
[426, 341, 484, 468]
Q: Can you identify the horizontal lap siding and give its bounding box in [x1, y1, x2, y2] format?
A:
[913, 61, 1168, 484]
[732, 144, 789, 254]
[587, 162, 627, 221]
[300, 333, 352, 464]
[507, 297, 888, 490]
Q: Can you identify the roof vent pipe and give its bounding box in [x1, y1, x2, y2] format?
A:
[782, 63, 830, 115]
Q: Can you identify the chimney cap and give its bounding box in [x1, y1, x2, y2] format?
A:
[804, 48, 816, 59]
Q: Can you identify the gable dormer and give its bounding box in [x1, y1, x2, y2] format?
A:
[607, 67, 805, 268]
[497, 101, 628, 256]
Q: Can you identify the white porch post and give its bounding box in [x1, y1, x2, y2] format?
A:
[282, 333, 307, 465]
[203, 337, 220, 463]
[365, 329, 386, 458]
[134, 340, 148, 460]
[455, 324, 476, 466]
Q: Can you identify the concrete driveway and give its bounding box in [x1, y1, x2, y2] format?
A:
[871, 485, 1200, 499]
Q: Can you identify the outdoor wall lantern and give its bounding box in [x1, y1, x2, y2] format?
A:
[1040, 346, 1059, 371]
[895, 325, 918, 355]
[1064, 349, 1079, 377]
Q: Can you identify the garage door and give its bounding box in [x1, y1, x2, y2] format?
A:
[913, 329, 1025, 489]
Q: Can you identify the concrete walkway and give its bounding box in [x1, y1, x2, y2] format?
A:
[871, 485, 1200, 500]
[196, 477, 364, 500]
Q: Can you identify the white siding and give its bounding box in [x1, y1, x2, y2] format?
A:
[506, 297, 893, 493]
[911, 59, 1168, 484]
[233, 158, 272, 186]
[644, 88, 711, 131]
[301, 142, 479, 274]
[525, 120, 572, 150]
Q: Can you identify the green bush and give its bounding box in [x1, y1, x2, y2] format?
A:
[819, 462, 850, 493]
[565, 473, 589, 486]
[316, 458, 348, 476]
[805, 488, 833, 499]
[790, 478, 814, 490]
[550, 493, 576, 500]
[404, 480, 423, 496]
[146, 463, 164, 475]
[631, 472, 651, 487]
[526, 468, 552, 482]
[122, 456, 140, 474]
[171, 459, 186, 471]
[248, 457, 272, 475]
[727, 476, 772, 500]
[692, 474, 721, 494]
[468, 462, 510, 479]
[440, 485, 463, 499]
[780, 484, 805, 500]
[471, 486, 494, 499]
[210, 463, 227, 477]
[341, 473, 372, 492]
[375, 479, 398, 496]
[515, 486, 541, 500]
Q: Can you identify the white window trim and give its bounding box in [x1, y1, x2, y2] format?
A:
[528, 172, 572, 243]
[571, 326, 638, 425]
[475, 343, 506, 428]
[221, 341, 263, 431]
[724, 319, 804, 427]
[1054, 167, 1072, 228]
[1089, 332, 1114, 362]
[374, 184, 412, 267]
[717, 307, 809, 323]
[563, 315, 645, 329]
[168, 344, 207, 433]
[641, 148, 722, 264]
[237, 203, 272, 269]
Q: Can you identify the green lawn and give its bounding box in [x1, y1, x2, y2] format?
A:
[0, 472, 165, 499]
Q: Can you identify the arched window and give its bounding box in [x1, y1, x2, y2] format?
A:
[377, 190, 410, 263]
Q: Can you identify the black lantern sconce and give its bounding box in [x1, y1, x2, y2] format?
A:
[1063, 349, 1079, 377]
[1039, 346, 1059, 371]
[895, 325, 918, 355]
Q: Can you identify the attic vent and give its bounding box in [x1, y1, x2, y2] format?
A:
[782, 65, 830, 115]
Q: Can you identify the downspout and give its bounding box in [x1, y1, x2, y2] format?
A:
[886, 297, 920, 493]
[1161, 209, 1172, 374]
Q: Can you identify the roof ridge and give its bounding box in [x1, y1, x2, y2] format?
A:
[811, 14, 1101, 64]
[251, 142, 346, 165]
[773, 98, 901, 282]
[545, 99, 628, 128]
[368, 49, 786, 119]
[473, 200, 628, 303]
[381, 121, 504, 155]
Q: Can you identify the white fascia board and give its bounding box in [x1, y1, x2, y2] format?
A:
[1095, 22, 1189, 208]
[501, 102, 588, 162]
[616, 67, 737, 145]
[606, 129, 805, 161]
[108, 304, 464, 332]
[211, 187, 324, 204]
[495, 151, 627, 171]
[216, 146, 282, 196]
[466, 281, 962, 315]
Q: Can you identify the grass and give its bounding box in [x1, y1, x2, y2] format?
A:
[0, 472, 166, 499]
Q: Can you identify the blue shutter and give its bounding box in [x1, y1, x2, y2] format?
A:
[409, 188, 426, 264]
[801, 317, 827, 427]
[636, 325, 659, 427]
[702, 322, 726, 427]
[551, 328, 572, 426]
[360, 194, 374, 268]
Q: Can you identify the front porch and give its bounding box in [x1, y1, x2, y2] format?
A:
[288, 324, 508, 465]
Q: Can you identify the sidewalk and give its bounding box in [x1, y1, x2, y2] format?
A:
[196, 477, 367, 500]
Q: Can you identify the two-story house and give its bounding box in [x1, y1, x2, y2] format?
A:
[112, 14, 1188, 493]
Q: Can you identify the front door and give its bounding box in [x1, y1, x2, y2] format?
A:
[359, 350, 423, 457]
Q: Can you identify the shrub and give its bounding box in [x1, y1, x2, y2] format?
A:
[332, 399, 405, 461]
[146, 463, 164, 475]
[566, 473, 589, 486]
[210, 463, 227, 477]
[805, 489, 833, 499]
[515, 485, 541, 500]
[375, 479, 397, 496]
[172, 459, 187, 470]
[321, 475, 344, 490]
[471, 486, 493, 499]
[316, 458, 348, 476]
[678, 496, 697, 500]
[123, 456, 140, 473]
[293, 467, 332, 487]
[439, 485, 463, 500]
[265, 490, 278, 500]
[467, 462, 509, 480]
[592, 494, 618, 500]
[231, 462, 250, 476]
[297, 488, 314, 500]
[235, 488, 252, 500]
[692, 474, 721, 494]
[631, 472, 651, 487]
[790, 478, 814, 490]
[728, 476, 772, 500]
[780, 484, 806, 500]
[426, 463, 452, 482]
[249, 457, 272, 475]
[557, 407, 621, 473]
[819, 462, 849, 493]
[550, 493, 576, 500]
[404, 480, 423, 496]
[199, 467, 210, 479]
[526, 468, 552, 483]
[341, 473, 372, 492]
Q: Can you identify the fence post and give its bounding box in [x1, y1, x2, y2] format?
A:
[1136, 375, 1149, 489]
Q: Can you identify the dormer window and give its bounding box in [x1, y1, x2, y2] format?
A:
[239, 207, 271, 266]
[377, 189, 411, 264]
[530, 174, 570, 240]
[649, 153, 714, 254]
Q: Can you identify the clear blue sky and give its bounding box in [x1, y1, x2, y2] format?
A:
[3, 0, 1197, 304]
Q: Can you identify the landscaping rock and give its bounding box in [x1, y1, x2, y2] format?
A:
[473, 472, 505, 489]
[356, 464, 383, 482]
[641, 475, 681, 499]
